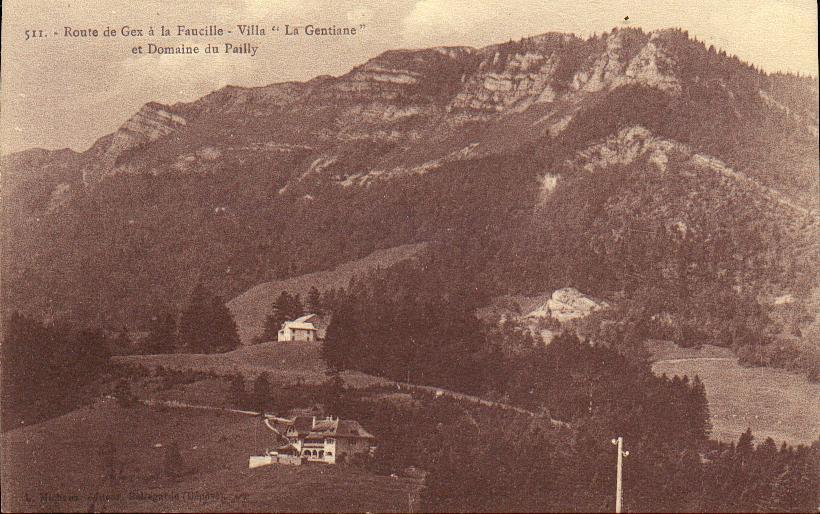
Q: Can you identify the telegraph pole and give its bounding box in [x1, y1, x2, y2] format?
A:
[611, 436, 629, 513]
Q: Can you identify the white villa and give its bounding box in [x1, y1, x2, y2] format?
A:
[277, 314, 319, 342]
[267, 415, 376, 464]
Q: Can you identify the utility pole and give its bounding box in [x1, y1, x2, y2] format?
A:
[611, 436, 629, 513]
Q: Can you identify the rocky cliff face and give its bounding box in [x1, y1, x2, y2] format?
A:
[81, 102, 187, 184]
[23, 26, 812, 203]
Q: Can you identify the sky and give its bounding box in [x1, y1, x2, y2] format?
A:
[1, 0, 817, 154]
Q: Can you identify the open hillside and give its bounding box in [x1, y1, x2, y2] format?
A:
[228, 242, 427, 344]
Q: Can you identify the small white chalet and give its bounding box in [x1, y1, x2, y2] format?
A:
[278, 314, 319, 342]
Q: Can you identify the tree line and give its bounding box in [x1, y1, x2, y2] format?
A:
[1, 313, 111, 429]
[143, 282, 239, 354]
[320, 265, 709, 438]
[309, 263, 818, 510]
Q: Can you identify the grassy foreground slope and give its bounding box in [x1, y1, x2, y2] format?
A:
[227, 242, 428, 344]
[0, 399, 420, 513]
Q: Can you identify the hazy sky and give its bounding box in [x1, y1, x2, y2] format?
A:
[1, 0, 817, 154]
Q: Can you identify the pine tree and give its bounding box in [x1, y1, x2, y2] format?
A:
[292, 294, 304, 320]
[70, 328, 111, 375]
[322, 300, 357, 371]
[178, 282, 210, 352]
[736, 428, 754, 460]
[252, 372, 272, 413]
[229, 374, 247, 407]
[322, 287, 344, 312]
[209, 295, 241, 352]
[144, 310, 177, 354]
[178, 283, 240, 353]
[262, 291, 305, 341]
[688, 375, 712, 441]
[321, 371, 346, 411]
[307, 286, 323, 314]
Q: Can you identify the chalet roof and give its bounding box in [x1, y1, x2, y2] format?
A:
[281, 315, 318, 331]
[280, 323, 317, 331]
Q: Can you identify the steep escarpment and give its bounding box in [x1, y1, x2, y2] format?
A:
[17, 27, 813, 199]
[76, 102, 187, 185]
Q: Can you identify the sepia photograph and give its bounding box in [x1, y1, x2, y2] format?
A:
[0, 1, 818, 512]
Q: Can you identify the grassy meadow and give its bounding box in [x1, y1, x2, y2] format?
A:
[113, 341, 390, 389]
[651, 344, 819, 446]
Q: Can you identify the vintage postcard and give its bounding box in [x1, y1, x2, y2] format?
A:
[1, 1, 818, 512]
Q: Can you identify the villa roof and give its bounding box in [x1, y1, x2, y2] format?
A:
[287, 416, 375, 439]
[292, 416, 314, 433]
[336, 420, 375, 438]
[276, 443, 301, 455]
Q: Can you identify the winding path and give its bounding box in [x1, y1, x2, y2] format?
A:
[654, 357, 736, 365]
[135, 383, 569, 429]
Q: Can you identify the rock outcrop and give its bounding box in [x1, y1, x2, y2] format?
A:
[565, 125, 816, 217]
[82, 102, 186, 184]
[527, 288, 608, 323]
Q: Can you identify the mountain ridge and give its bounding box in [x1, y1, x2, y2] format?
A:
[2, 26, 817, 350]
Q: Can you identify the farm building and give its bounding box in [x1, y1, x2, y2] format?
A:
[277, 314, 319, 342]
[266, 415, 376, 464]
